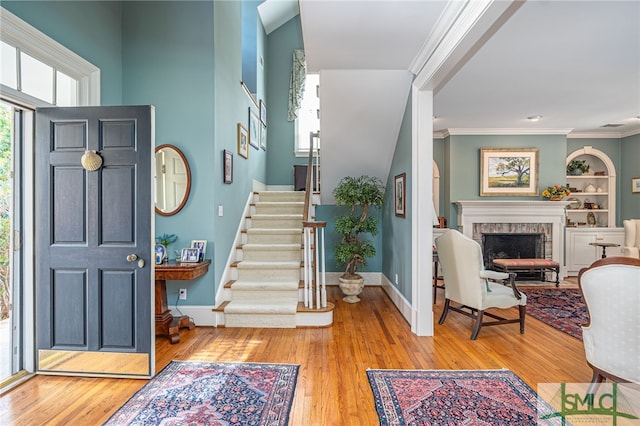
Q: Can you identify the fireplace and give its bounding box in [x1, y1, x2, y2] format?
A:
[482, 233, 546, 280]
[455, 200, 569, 278]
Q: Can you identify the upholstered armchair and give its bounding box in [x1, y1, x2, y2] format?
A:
[622, 219, 640, 258]
[435, 230, 526, 340]
[578, 256, 640, 389]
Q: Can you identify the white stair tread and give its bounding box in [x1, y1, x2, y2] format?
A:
[237, 260, 300, 269]
[224, 301, 297, 314]
[231, 280, 299, 290]
[242, 243, 300, 251]
[246, 228, 302, 234]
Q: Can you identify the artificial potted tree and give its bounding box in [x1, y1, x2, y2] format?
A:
[333, 175, 385, 303]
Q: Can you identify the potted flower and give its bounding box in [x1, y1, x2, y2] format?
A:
[566, 160, 590, 176]
[333, 175, 385, 303]
[542, 185, 571, 201]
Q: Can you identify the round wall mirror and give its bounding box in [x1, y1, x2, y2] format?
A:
[155, 144, 191, 216]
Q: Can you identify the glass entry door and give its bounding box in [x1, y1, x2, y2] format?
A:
[0, 100, 24, 387]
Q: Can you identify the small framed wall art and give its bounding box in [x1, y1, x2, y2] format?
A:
[249, 108, 260, 149]
[632, 177, 640, 193]
[223, 149, 233, 184]
[237, 123, 249, 159]
[394, 173, 406, 217]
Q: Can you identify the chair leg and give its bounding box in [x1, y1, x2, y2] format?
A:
[470, 310, 484, 340]
[433, 280, 437, 304]
[519, 305, 526, 334]
[586, 371, 605, 408]
[438, 299, 450, 324]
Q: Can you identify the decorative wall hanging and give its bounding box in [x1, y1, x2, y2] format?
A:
[81, 150, 103, 171]
[480, 148, 539, 196]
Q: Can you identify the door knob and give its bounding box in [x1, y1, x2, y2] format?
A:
[126, 254, 138, 262]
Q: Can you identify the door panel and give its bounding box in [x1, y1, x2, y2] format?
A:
[35, 106, 154, 378]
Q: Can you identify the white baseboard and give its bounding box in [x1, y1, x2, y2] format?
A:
[267, 184, 294, 191]
[380, 274, 412, 324]
[171, 305, 217, 326]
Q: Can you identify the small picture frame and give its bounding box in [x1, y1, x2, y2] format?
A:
[394, 173, 406, 218]
[259, 100, 267, 125]
[190, 240, 207, 262]
[155, 244, 167, 265]
[237, 123, 249, 159]
[260, 123, 267, 151]
[223, 149, 233, 184]
[249, 108, 260, 149]
[632, 177, 640, 194]
[180, 247, 200, 263]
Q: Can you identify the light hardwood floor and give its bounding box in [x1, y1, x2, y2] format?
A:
[0, 284, 592, 425]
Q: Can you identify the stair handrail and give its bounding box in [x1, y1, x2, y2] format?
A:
[302, 131, 326, 309]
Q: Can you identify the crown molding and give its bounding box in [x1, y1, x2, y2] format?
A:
[441, 128, 574, 136]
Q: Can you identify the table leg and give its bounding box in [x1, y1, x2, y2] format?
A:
[601, 246, 607, 258]
[155, 279, 195, 344]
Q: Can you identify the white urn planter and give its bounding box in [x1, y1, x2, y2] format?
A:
[338, 276, 364, 303]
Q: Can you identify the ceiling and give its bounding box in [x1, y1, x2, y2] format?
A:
[260, 0, 640, 138]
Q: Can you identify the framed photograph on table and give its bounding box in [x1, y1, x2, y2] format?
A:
[237, 123, 249, 159]
[632, 177, 640, 193]
[480, 148, 539, 196]
[249, 108, 260, 149]
[223, 149, 233, 184]
[190, 240, 207, 262]
[394, 173, 406, 217]
[180, 248, 200, 263]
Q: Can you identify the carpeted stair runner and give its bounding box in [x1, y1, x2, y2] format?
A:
[224, 191, 305, 328]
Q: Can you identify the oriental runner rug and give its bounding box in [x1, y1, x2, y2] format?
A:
[367, 369, 558, 425]
[104, 361, 298, 426]
[523, 287, 588, 340]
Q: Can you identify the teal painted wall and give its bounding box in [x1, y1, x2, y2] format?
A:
[7, 1, 268, 306]
[121, 1, 219, 304]
[382, 92, 412, 300]
[445, 135, 567, 227]
[621, 133, 640, 220]
[265, 16, 306, 185]
[2, 1, 124, 106]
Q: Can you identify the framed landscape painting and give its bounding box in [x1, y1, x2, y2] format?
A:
[480, 148, 538, 196]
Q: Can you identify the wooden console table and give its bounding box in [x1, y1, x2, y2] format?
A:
[155, 260, 210, 344]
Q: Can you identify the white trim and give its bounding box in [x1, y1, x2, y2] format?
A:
[0, 8, 100, 106]
[411, 87, 434, 336]
[170, 306, 216, 327]
[381, 274, 412, 325]
[412, 0, 523, 91]
[445, 128, 574, 136]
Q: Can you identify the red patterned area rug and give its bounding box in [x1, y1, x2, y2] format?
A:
[523, 287, 588, 340]
[104, 361, 299, 426]
[367, 369, 558, 425]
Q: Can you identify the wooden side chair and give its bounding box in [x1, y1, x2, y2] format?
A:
[435, 230, 526, 340]
[578, 256, 640, 391]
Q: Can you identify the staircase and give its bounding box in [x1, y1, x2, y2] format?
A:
[223, 191, 306, 328]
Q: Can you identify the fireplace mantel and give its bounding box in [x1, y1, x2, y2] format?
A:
[455, 200, 569, 270]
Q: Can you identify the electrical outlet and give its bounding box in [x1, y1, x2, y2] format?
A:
[395, 274, 398, 285]
[179, 288, 187, 300]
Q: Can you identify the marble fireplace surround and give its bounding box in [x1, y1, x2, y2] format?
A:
[455, 201, 570, 272]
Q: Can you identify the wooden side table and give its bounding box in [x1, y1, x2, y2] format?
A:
[155, 260, 210, 344]
[589, 242, 620, 259]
